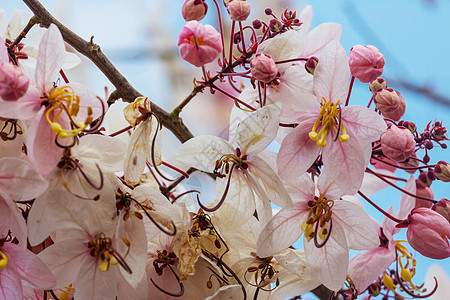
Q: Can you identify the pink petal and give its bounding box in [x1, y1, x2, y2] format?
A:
[0, 265, 23, 300]
[26, 107, 64, 175]
[0, 190, 27, 247]
[313, 40, 350, 103]
[75, 259, 118, 300]
[303, 23, 342, 58]
[277, 115, 321, 180]
[341, 105, 387, 142]
[2, 243, 56, 289]
[256, 207, 308, 257]
[347, 246, 396, 292]
[35, 24, 65, 93]
[0, 86, 41, 120]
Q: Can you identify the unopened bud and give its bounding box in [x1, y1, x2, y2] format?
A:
[432, 198, 450, 222]
[373, 88, 400, 113]
[265, 8, 273, 15]
[349, 45, 385, 83]
[0, 63, 29, 101]
[434, 161, 450, 182]
[269, 19, 282, 32]
[250, 53, 278, 83]
[369, 78, 387, 94]
[381, 125, 416, 162]
[417, 171, 433, 188]
[305, 56, 319, 75]
[253, 19, 262, 29]
[402, 121, 416, 133]
[182, 0, 208, 22]
[227, 0, 251, 22]
[399, 152, 419, 174]
[368, 282, 381, 297]
[382, 90, 406, 121]
[415, 185, 434, 209]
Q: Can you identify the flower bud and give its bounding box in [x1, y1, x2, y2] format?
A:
[381, 125, 416, 162]
[0, 63, 29, 101]
[269, 19, 282, 32]
[401, 120, 416, 133]
[381, 91, 405, 121]
[373, 88, 399, 113]
[265, 8, 273, 15]
[182, 0, 208, 22]
[348, 45, 385, 83]
[178, 21, 223, 67]
[369, 78, 387, 94]
[432, 199, 450, 223]
[404, 208, 450, 259]
[253, 19, 262, 29]
[417, 171, 434, 188]
[415, 185, 434, 209]
[434, 161, 450, 182]
[250, 53, 278, 83]
[305, 56, 319, 75]
[227, 0, 251, 22]
[399, 152, 419, 174]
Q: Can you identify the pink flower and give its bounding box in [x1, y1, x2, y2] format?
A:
[181, 0, 208, 21]
[178, 21, 222, 67]
[277, 41, 387, 195]
[250, 53, 278, 83]
[399, 208, 450, 259]
[374, 88, 400, 113]
[0, 63, 29, 101]
[348, 45, 385, 83]
[380, 125, 416, 162]
[227, 0, 251, 22]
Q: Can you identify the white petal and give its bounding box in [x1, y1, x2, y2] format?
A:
[299, 5, 313, 32]
[256, 207, 308, 257]
[63, 52, 82, 69]
[333, 200, 379, 250]
[313, 40, 350, 102]
[269, 277, 321, 300]
[204, 285, 243, 300]
[359, 168, 396, 197]
[302, 23, 342, 57]
[75, 259, 118, 300]
[234, 103, 282, 154]
[172, 135, 233, 172]
[274, 248, 313, 279]
[304, 220, 348, 291]
[397, 175, 416, 220]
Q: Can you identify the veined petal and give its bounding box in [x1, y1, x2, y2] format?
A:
[63, 52, 82, 69]
[397, 175, 416, 220]
[75, 258, 118, 300]
[35, 24, 65, 93]
[302, 23, 342, 58]
[69, 82, 104, 119]
[332, 200, 379, 250]
[173, 135, 233, 172]
[274, 248, 313, 280]
[248, 155, 292, 208]
[284, 174, 316, 205]
[347, 246, 396, 293]
[321, 135, 366, 195]
[235, 103, 282, 154]
[0, 265, 22, 300]
[0, 191, 27, 247]
[341, 106, 387, 142]
[299, 5, 313, 32]
[0, 37, 7, 65]
[3, 243, 56, 289]
[277, 115, 321, 180]
[313, 40, 350, 103]
[304, 220, 348, 291]
[0, 86, 42, 120]
[256, 207, 308, 257]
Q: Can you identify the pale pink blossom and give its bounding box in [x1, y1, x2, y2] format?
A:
[178, 21, 222, 67]
[250, 53, 278, 83]
[348, 45, 385, 83]
[382, 90, 406, 121]
[277, 41, 387, 195]
[0, 62, 29, 101]
[227, 0, 251, 22]
[257, 173, 379, 291]
[374, 88, 401, 113]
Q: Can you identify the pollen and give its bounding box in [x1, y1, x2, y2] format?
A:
[0, 250, 8, 270]
[309, 98, 349, 147]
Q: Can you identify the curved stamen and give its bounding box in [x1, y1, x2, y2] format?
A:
[150, 265, 184, 297]
[82, 96, 106, 133]
[60, 169, 100, 201]
[131, 198, 176, 236]
[148, 114, 175, 182]
[313, 217, 333, 248]
[54, 133, 78, 149]
[198, 164, 235, 212]
[75, 162, 104, 191]
[111, 251, 132, 274]
[170, 190, 200, 204]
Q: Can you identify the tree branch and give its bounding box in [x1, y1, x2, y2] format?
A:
[22, 0, 194, 143]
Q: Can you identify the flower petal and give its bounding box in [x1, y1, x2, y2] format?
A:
[341, 105, 387, 142]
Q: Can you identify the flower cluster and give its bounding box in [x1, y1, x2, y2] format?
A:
[0, 1, 448, 300]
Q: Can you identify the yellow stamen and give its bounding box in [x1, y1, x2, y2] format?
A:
[99, 261, 109, 272]
[0, 250, 8, 270]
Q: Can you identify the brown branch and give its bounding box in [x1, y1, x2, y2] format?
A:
[22, 0, 194, 143]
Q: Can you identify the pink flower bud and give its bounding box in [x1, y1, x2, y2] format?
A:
[399, 152, 419, 174]
[434, 161, 450, 182]
[0, 63, 29, 101]
[227, 0, 251, 22]
[381, 125, 416, 162]
[432, 199, 450, 223]
[305, 56, 319, 75]
[250, 53, 278, 83]
[369, 78, 387, 94]
[178, 21, 223, 67]
[415, 185, 434, 208]
[374, 88, 399, 113]
[348, 45, 385, 83]
[404, 208, 450, 259]
[381, 91, 405, 121]
[182, 0, 208, 22]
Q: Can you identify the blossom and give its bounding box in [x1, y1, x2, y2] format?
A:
[0, 62, 29, 101]
[0, 24, 104, 175]
[257, 173, 379, 291]
[276, 40, 387, 195]
[173, 104, 292, 225]
[380, 125, 416, 162]
[178, 21, 222, 67]
[226, 0, 251, 22]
